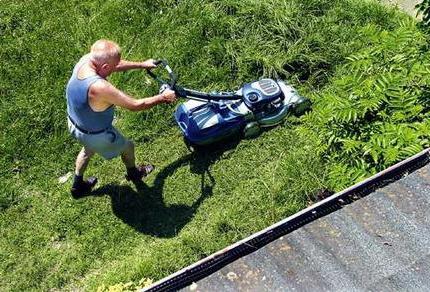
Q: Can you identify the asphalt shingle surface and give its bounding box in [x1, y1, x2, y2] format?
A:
[188, 164, 430, 291]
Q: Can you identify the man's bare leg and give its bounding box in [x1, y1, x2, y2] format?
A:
[121, 140, 136, 169]
[75, 146, 95, 176]
[122, 140, 154, 181]
[71, 147, 97, 198]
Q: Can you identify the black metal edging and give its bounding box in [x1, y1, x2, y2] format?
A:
[143, 149, 430, 292]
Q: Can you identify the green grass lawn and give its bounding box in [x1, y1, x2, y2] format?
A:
[1, 0, 430, 290]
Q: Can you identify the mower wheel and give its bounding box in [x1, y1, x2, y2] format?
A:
[183, 137, 195, 152]
[183, 138, 205, 152]
[244, 122, 261, 139]
[292, 97, 312, 116]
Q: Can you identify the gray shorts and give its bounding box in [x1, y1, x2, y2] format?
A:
[68, 118, 128, 160]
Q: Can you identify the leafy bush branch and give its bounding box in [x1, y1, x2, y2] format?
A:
[303, 20, 430, 189]
[417, 0, 430, 25]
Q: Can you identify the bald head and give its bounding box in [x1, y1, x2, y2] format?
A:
[90, 39, 121, 66]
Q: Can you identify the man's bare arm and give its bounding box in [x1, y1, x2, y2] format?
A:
[90, 80, 175, 111]
[114, 59, 157, 72]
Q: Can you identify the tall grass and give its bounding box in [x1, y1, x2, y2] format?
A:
[1, 0, 425, 290]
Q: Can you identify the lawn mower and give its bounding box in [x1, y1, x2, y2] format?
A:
[147, 60, 311, 149]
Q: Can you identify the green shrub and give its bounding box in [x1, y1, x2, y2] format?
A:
[417, 0, 430, 25]
[301, 19, 430, 189]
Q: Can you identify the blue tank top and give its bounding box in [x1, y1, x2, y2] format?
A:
[66, 56, 114, 132]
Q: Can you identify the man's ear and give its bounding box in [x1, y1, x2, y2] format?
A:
[101, 63, 110, 71]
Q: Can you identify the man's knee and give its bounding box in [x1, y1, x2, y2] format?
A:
[125, 140, 135, 151]
[81, 147, 95, 159]
[120, 140, 135, 156]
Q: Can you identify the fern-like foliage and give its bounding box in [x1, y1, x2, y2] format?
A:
[417, 0, 430, 26]
[301, 21, 430, 190]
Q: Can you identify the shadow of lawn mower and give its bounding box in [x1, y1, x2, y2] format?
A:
[147, 60, 311, 151]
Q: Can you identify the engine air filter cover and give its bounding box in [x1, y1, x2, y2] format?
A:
[242, 79, 283, 110]
[256, 79, 281, 95]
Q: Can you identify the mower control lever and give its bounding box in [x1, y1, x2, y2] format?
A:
[146, 59, 177, 87]
[146, 59, 187, 98]
[153, 59, 163, 66]
[147, 60, 240, 101]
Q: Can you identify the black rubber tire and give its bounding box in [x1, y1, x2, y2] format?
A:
[183, 137, 195, 152]
[293, 97, 312, 116]
[243, 122, 261, 139]
[183, 137, 206, 153]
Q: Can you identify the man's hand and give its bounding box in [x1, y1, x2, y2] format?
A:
[160, 89, 177, 103]
[141, 59, 158, 69]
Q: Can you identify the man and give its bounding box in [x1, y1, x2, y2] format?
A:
[66, 39, 176, 198]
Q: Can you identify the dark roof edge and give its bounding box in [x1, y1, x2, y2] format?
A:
[143, 148, 430, 292]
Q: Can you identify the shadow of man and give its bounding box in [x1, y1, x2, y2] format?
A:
[91, 140, 238, 238]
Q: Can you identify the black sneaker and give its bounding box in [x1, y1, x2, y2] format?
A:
[125, 164, 155, 182]
[70, 176, 98, 198]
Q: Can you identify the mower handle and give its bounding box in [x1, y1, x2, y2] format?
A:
[146, 59, 177, 88]
[182, 88, 242, 101]
[147, 60, 242, 101]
